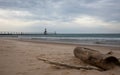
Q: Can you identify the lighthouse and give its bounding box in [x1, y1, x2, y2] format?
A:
[44, 28, 47, 35]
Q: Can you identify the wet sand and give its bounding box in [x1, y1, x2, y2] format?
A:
[0, 38, 120, 75]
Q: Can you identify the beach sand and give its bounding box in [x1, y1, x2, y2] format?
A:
[0, 38, 120, 75]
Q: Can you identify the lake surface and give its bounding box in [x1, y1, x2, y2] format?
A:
[1, 34, 120, 46]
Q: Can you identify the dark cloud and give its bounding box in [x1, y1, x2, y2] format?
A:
[0, 0, 119, 22]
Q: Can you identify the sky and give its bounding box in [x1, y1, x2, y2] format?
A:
[0, 0, 120, 33]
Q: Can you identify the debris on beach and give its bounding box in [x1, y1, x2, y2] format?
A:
[74, 47, 120, 71]
[37, 47, 120, 71]
[37, 57, 102, 71]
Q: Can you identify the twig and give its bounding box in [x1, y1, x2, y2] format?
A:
[37, 57, 104, 71]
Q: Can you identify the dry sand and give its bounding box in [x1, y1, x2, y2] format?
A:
[0, 38, 120, 75]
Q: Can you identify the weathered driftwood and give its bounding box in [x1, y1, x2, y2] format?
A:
[74, 47, 120, 70]
[37, 57, 103, 71]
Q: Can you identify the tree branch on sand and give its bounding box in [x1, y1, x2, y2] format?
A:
[37, 57, 104, 71]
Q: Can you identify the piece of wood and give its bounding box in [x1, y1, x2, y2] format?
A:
[37, 57, 103, 71]
[74, 47, 120, 70]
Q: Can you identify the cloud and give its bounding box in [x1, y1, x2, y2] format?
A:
[0, 9, 33, 19]
[26, 15, 120, 33]
[0, 17, 40, 32]
[0, 18, 38, 26]
[0, 0, 119, 21]
[0, 0, 119, 33]
[73, 15, 109, 27]
[0, 8, 37, 31]
[71, 15, 120, 32]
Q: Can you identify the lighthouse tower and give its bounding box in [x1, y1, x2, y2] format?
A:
[44, 28, 47, 35]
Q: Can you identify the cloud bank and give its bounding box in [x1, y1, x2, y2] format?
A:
[0, 0, 120, 33]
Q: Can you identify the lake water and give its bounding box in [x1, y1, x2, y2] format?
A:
[15, 34, 120, 46]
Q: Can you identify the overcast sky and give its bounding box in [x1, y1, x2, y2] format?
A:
[0, 0, 120, 33]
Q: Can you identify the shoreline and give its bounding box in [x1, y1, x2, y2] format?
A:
[1, 38, 120, 51]
[16, 38, 120, 49]
[1, 37, 120, 49]
[0, 33, 120, 47]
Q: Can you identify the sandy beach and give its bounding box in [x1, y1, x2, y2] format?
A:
[0, 38, 120, 75]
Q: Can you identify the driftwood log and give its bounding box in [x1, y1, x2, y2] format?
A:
[74, 47, 120, 70]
